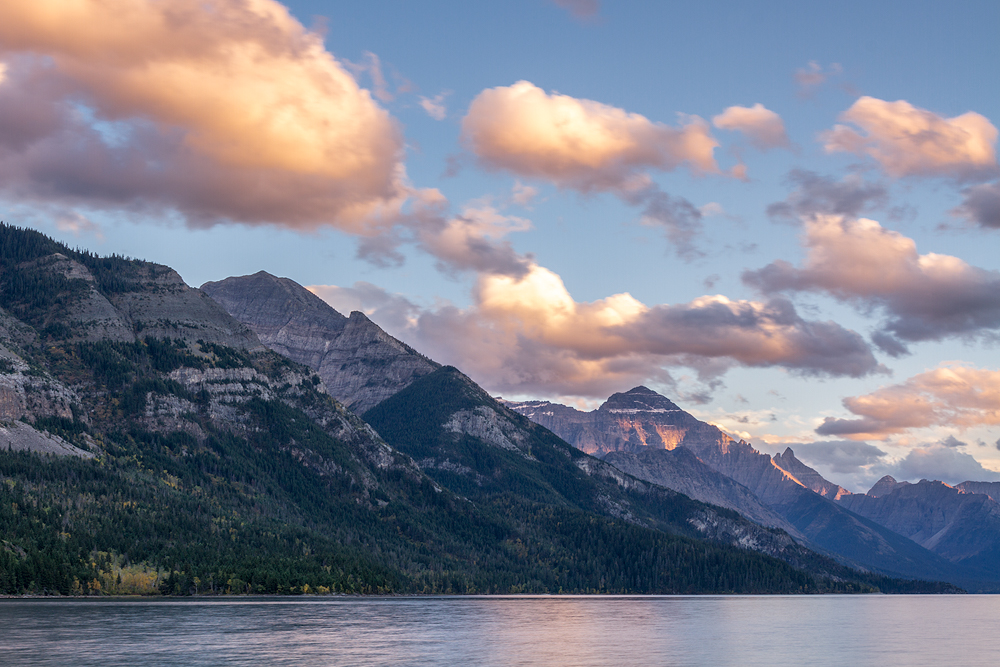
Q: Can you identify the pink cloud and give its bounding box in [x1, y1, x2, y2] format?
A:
[0, 0, 410, 232]
[314, 262, 879, 399]
[712, 103, 789, 151]
[743, 215, 1000, 352]
[817, 365, 1000, 440]
[822, 97, 998, 180]
[953, 181, 1000, 229]
[461, 80, 719, 192]
[551, 0, 601, 21]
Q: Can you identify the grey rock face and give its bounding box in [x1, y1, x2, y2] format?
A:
[0, 421, 94, 459]
[202, 272, 439, 414]
[868, 475, 905, 498]
[838, 479, 1000, 570]
[603, 447, 805, 539]
[505, 386, 728, 458]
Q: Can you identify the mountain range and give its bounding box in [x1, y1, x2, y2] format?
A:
[0, 224, 982, 595]
[505, 388, 1000, 590]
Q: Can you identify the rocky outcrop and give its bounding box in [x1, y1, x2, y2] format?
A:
[0, 341, 79, 423]
[772, 447, 851, 500]
[202, 272, 439, 414]
[0, 421, 94, 458]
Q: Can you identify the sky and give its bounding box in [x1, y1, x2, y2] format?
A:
[1, 0, 999, 491]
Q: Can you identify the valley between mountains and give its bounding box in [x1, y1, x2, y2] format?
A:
[0, 224, 994, 595]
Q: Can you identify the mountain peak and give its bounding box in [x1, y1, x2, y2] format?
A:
[868, 475, 905, 497]
[600, 386, 682, 414]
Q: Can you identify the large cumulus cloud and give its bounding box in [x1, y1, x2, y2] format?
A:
[822, 97, 998, 180]
[462, 80, 719, 191]
[0, 0, 409, 231]
[743, 215, 1000, 353]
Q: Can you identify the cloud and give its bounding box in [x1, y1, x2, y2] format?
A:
[551, 0, 601, 20]
[712, 103, 789, 150]
[766, 170, 887, 222]
[0, 0, 410, 233]
[743, 215, 1000, 351]
[816, 364, 1000, 440]
[461, 80, 719, 192]
[308, 282, 423, 332]
[794, 61, 841, 95]
[510, 181, 538, 207]
[419, 92, 450, 121]
[953, 181, 1000, 229]
[634, 190, 704, 259]
[785, 441, 887, 474]
[893, 444, 1000, 484]
[314, 262, 879, 399]
[461, 80, 719, 257]
[54, 210, 103, 240]
[416, 202, 534, 277]
[343, 51, 394, 103]
[822, 97, 998, 180]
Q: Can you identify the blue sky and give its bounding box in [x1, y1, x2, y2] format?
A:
[1, 0, 998, 490]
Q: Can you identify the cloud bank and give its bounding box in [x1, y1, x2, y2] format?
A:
[312, 261, 879, 399]
[0, 0, 408, 231]
[744, 215, 1000, 353]
[816, 365, 1000, 439]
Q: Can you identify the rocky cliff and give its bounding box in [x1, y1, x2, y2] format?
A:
[202, 272, 439, 414]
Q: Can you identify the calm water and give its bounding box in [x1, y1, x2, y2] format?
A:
[1, 595, 996, 666]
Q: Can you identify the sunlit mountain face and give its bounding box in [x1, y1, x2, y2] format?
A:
[0, 0, 998, 489]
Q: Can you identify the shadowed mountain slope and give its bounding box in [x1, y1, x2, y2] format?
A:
[839, 477, 1000, 574]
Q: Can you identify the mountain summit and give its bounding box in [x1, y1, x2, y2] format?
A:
[202, 272, 438, 414]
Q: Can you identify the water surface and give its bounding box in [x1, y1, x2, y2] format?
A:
[2, 595, 995, 666]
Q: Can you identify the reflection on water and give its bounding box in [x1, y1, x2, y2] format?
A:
[1, 595, 997, 666]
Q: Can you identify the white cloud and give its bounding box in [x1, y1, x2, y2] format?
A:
[419, 92, 449, 121]
[461, 80, 719, 192]
[822, 97, 998, 180]
[712, 103, 789, 150]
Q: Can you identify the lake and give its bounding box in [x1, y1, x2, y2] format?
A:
[1, 595, 996, 666]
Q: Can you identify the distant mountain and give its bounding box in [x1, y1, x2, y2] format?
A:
[838, 477, 1000, 573]
[507, 386, 985, 587]
[957, 481, 1000, 500]
[202, 271, 438, 414]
